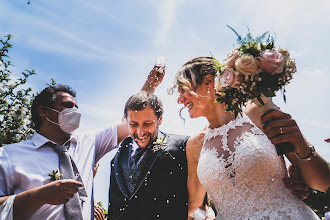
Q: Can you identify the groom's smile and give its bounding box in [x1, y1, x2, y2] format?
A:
[127, 107, 162, 149]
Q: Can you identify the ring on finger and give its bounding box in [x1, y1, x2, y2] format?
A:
[280, 127, 283, 134]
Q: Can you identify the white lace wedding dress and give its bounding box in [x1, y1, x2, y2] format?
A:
[197, 113, 319, 220]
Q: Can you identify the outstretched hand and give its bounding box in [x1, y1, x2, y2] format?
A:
[141, 65, 165, 93]
[260, 109, 310, 158]
[40, 180, 83, 205]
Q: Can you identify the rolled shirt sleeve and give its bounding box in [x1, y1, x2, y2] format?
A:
[93, 124, 118, 163]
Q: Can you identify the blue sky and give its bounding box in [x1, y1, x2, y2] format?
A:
[1, 0, 329, 208]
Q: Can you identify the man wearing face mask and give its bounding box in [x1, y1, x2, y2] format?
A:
[0, 85, 128, 220]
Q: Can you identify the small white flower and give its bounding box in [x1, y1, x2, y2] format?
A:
[152, 136, 168, 153]
[8, 81, 16, 89]
[14, 103, 21, 109]
[23, 96, 30, 103]
[20, 110, 26, 117]
[9, 111, 17, 116]
[0, 60, 2, 66]
[0, 87, 5, 93]
[214, 75, 222, 92]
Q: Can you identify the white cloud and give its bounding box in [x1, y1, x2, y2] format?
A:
[302, 119, 330, 130]
[302, 69, 325, 76]
[152, 0, 180, 47]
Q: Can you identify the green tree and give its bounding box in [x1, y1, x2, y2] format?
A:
[0, 35, 36, 146]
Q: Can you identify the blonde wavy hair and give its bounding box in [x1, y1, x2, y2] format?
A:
[170, 56, 218, 97]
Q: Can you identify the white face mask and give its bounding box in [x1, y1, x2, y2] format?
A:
[45, 107, 81, 134]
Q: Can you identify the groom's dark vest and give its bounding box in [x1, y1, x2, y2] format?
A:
[108, 132, 189, 220]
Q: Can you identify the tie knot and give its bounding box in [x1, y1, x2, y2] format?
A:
[50, 144, 67, 154]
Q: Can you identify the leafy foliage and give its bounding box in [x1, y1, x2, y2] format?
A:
[0, 35, 36, 146]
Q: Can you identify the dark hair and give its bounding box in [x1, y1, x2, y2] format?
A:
[31, 84, 76, 130]
[203, 193, 211, 207]
[124, 91, 163, 119]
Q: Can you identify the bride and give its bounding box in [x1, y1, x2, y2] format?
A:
[170, 56, 329, 219]
[145, 55, 329, 220]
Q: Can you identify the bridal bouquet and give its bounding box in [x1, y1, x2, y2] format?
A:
[214, 26, 296, 118]
[214, 26, 297, 155]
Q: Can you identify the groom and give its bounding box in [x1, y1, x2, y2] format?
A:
[108, 91, 189, 220]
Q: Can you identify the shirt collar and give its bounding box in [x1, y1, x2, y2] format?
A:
[32, 132, 77, 149]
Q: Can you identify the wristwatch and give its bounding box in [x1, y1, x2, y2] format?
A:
[295, 145, 316, 161]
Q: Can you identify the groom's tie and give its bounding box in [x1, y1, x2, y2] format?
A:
[130, 147, 148, 167]
[51, 144, 87, 220]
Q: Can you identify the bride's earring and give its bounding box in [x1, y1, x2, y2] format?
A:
[208, 88, 210, 93]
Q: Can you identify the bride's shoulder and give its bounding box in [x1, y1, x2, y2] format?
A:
[244, 103, 263, 131]
[186, 127, 207, 161]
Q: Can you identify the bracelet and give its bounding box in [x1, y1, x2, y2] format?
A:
[295, 145, 316, 160]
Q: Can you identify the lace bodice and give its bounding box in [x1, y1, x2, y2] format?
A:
[197, 114, 318, 220]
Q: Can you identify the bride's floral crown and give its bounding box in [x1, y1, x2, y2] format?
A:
[214, 26, 297, 117]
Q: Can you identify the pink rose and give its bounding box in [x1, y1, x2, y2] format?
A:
[220, 68, 237, 87]
[259, 50, 285, 74]
[235, 54, 259, 75]
[224, 49, 238, 68]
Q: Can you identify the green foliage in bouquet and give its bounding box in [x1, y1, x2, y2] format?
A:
[214, 26, 296, 117]
[0, 35, 36, 146]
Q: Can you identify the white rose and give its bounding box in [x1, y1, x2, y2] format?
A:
[235, 54, 259, 75]
[55, 172, 62, 180]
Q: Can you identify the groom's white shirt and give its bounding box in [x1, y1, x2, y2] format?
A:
[0, 124, 118, 220]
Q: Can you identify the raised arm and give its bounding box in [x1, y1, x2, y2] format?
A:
[141, 65, 165, 93]
[116, 64, 165, 143]
[261, 109, 330, 192]
[186, 131, 207, 215]
[116, 117, 129, 144]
